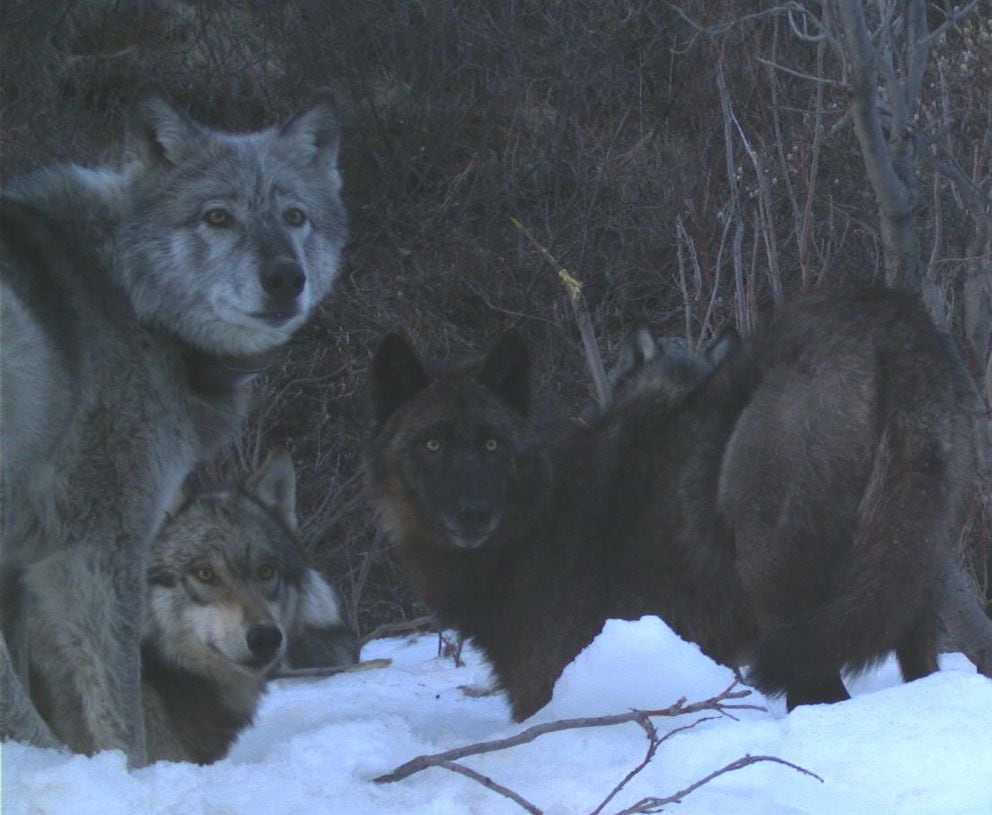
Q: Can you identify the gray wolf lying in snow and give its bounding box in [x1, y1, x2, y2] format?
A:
[140, 449, 357, 763]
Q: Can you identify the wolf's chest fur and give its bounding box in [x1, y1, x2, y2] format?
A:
[1, 195, 253, 561]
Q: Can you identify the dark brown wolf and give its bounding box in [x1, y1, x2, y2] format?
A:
[367, 284, 977, 717]
[364, 331, 757, 720]
[723, 287, 974, 706]
[613, 286, 979, 708]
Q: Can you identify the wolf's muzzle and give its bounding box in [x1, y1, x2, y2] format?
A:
[441, 501, 501, 549]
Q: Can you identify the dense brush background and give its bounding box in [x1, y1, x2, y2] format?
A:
[2, 0, 989, 637]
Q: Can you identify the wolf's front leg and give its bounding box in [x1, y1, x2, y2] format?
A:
[0, 633, 63, 749]
[25, 544, 148, 767]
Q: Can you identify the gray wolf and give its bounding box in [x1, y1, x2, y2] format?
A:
[609, 325, 740, 407]
[137, 449, 357, 764]
[0, 91, 348, 765]
[365, 284, 976, 718]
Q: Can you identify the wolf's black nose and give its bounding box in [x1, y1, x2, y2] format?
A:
[246, 623, 284, 660]
[262, 258, 306, 302]
[457, 500, 495, 533]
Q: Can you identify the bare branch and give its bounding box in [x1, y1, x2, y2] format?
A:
[375, 684, 759, 784]
[590, 716, 720, 815]
[674, 216, 694, 347]
[755, 56, 842, 86]
[834, 0, 909, 212]
[373, 684, 805, 815]
[786, 3, 829, 43]
[727, 96, 784, 303]
[271, 658, 392, 680]
[715, 52, 754, 330]
[925, 154, 992, 238]
[606, 754, 824, 815]
[832, 0, 923, 287]
[922, 0, 982, 45]
[435, 760, 543, 815]
[666, 2, 823, 42]
[904, 0, 930, 118]
[359, 615, 435, 646]
[511, 217, 610, 406]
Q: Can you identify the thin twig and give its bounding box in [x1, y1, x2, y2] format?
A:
[921, 0, 981, 45]
[436, 760, 543, 815]
[359, 614, 435, 646]
[510, 217, 610, 406]
[755, 56, 841, 86]
[271, 658, 392, 680]
[590, 715, 720, 815]
[666, 1, 819, 40]
[606, 754, 823, 815]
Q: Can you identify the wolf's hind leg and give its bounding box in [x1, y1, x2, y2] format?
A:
[896, 602, 940, 682]
[785, 671, 849, 711]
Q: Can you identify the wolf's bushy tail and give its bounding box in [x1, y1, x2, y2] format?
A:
[748, 389, 962, 696]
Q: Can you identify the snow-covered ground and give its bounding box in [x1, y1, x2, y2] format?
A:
[4, 616, 991, 815]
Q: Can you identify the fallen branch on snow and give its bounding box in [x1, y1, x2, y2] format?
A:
[373, 682, 818, 813]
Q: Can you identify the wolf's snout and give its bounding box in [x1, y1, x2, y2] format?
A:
[457, 500, 497, 534]
[261, 259, 306, 305]
[246, 623, 284, 662]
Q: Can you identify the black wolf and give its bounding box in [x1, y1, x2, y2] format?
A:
[365, 332, 755, 720]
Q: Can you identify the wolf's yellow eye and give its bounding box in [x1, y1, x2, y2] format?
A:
[284, 207, 306, 227]
[193, 566, 216, 584]
[257, 564, 276, 581]
[203, 208, 231, 227]
[425, 438, 441, 452]
[484, 438, 499, 452]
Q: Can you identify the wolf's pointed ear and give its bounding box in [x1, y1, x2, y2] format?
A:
[619, 324, 659, 370]
[706, 326, 740, 367]
[128, 88, 204, 168]
[370, 334, 430, 426]
[279, 90, 341, 180]
[164, 482, 192, 522]
[246, 448, 298, 530]
[479, 330, 530, 416]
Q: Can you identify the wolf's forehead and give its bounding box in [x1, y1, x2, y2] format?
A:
[159, 502, 265, 554]
[175, 150, 300, 201]
[170, 531, 281, 574]
[400, 384, 517, 437]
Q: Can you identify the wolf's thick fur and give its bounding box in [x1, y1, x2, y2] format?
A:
[0, 93, 347, 764]
[607, 286, 978, 706]
[716, 287, 975, 706]
[140, 450, 356, 764]
[366, 285, 976, 718]
[609, 326, 740, 408]
[365, 332, 756, 720]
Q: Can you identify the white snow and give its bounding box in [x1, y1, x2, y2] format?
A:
[3, 616, 991, 815]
